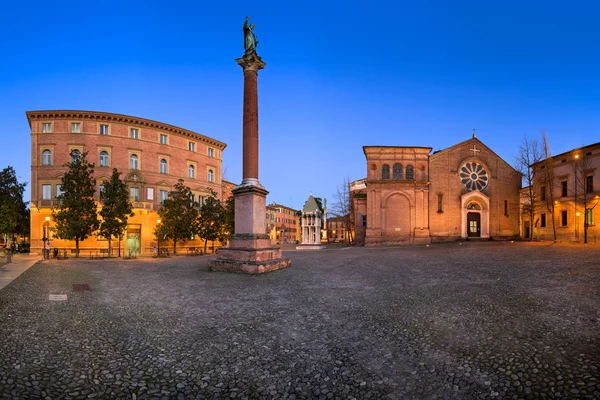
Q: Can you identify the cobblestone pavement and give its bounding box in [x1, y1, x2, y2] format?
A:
[1, 242, 599, 399]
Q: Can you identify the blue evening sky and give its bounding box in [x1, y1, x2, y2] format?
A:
[1, 0, 599, 211]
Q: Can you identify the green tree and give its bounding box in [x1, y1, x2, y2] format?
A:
[52, 151, 99, 257]
[197, 189, 225, 254]
[155, 179, 198, 255]
[99, 169, 134, 256]
[0, 166, 28, 244]
[220, 195, 235, 243]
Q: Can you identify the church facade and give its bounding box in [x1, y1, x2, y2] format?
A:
[352, 137, 521, 246]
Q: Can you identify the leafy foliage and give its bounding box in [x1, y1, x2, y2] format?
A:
[155, 179, 198, 254]
[220, 195, 235, 242]
[0, 166, 28, 241]
[99, 169, 134, 255]
[197, 189, 225, 253]
[52, 152, 99, 256]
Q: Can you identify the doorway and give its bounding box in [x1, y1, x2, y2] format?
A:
[467, 212, 481, 237]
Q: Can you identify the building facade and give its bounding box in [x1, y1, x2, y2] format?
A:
[530, 142, 600, 243]
[267, 203, 299, 244]
[28, 110, 226, 255]
[353, 137, 522, 245]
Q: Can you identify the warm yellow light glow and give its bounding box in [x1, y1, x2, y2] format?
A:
[575, 155, 579, 159]
[45, 216, 50, 221]
[157, 219, 161, 224]
[576, 212, 580, 217]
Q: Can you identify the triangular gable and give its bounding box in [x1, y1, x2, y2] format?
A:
[430, 137, 518, 174]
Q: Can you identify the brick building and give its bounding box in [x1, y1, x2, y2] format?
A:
[529, 141, 600, 243]
[28, 110, 226, 255]
[352, 136, 521, 245]
[268, 203, 299, 244]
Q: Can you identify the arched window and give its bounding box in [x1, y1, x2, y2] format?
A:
[381, 164, 390, 180]
[160, 159, 167, 174]
[42, 150, 52, 166]
[130, 154, 139, 170]
[208, 169, 214, 183]
[99, 151, 109, 167]
[406, 165, 414, 180]
[188, 165, 195, 179]
[70, 150, 80, 163]
[392, 163, 402, 180]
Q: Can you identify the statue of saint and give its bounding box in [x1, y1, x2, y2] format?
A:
[243, 16, 258, 54]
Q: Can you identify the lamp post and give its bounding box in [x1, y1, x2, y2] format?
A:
[575, 212, 580, 239]
[156, 219, 161, 257]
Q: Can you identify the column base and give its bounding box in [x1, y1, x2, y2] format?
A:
[209, 233, 291, 274]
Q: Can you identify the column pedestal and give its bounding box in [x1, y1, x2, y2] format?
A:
[209, 184, 290, 274]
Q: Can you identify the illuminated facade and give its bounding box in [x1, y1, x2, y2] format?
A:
[28, 110, 226, 255]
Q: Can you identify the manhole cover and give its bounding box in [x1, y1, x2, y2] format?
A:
[72, 284, 91, 291]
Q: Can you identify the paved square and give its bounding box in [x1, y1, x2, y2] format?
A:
[0, 242, 599, 399]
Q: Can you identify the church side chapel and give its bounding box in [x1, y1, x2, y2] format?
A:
[353, 136, 521, 245]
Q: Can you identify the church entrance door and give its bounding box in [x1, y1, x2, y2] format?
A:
[467, 212, 481, 237]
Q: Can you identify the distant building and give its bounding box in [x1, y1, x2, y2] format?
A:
[326, 216, 350, 243]
[531, 142, 600, 243]
[352, 136, 521, 245]
[268, 203, 299, 244]
[28, 110, 226, 255]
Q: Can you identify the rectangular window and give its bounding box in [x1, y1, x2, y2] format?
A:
[208, 148, 214, 157]
[188, 142, 195, 152]
[159, 190, 168, 204]
[561, 181, 568, 197]
[71, 122, 81, 133]
[586, 175, 593, 194]
[585, 209, 594, 226]
[504, 200, 508, 216]
[99, 185, 105, 195]
[42, 123, 52, 133]
[437, 194, 443, 213]
[160, 134, 168, 144]
[56, 184, 63, 198]
[540, 186, 546, 201]
[198, 196, 205, 207]
[540, 213, 546, 228]
[130, 128, 139, 139]
[362, 215, 367, 227]
[147, 187, 154, 201]
[561, 210, 568, 227]
[130, 187, 139, 202]
[42, 184, 52, 200]
[99, 124, 109, 135]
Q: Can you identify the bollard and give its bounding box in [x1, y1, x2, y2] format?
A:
[7, 250, 12, 264]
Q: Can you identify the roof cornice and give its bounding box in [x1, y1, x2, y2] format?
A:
[26, 110, 227, 149]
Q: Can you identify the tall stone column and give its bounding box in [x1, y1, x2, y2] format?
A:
[209, 31, 291, 274]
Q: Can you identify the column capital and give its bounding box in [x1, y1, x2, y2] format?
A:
[236, 53, 266, 72]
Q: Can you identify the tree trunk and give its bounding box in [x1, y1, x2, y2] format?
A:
[108, 236, 112, 257]
[173, 240, 177, 256]
[204, 239, 208, 254]
[75, 237, 80, 258]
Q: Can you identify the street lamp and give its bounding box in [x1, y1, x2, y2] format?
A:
[576, 212, 580, 239]
[156, 219, 161, 257]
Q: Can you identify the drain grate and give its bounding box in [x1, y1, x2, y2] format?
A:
[72, 284, 91, 291]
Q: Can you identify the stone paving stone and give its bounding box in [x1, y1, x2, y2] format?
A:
[0, 241, 599, 399]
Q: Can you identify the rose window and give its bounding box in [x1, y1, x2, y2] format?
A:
[460, 162, 488, 191]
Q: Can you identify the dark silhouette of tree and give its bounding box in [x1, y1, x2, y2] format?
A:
[99, 169, 134, 256]
[52, 152, 99, 257]
[329, 176, 355, 245]
[538, 131, 557, 241]
[0, 166, 28, 244]
[220, 195, 235, 244]
[155, 179, 198, 255]
[514, 136, 542, 240]
[197, 189, 225, 254]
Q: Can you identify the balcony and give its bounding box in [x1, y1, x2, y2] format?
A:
[132, 201, 154, 210]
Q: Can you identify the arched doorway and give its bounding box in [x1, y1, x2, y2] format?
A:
[383, 193, 411, 242]
[460, 192, 490, 239]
